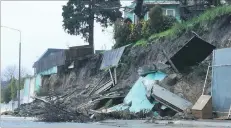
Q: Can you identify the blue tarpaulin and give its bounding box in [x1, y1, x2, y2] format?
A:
[109, 72, 166, 113]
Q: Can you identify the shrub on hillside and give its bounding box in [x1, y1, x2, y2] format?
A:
[161, 15, 178, 31]
[141, 20, 152, 38]
[128, 22, 143, 42]
[149, 5, 164, 33]
[113, 20, 131, 48]
[113, 6, 177, 48]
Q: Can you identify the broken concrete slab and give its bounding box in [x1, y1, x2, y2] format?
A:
[159, 74, 178, 86]
[143, 80, 193, 112]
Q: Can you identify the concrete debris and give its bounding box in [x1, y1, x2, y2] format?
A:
[159, 74, 178, 86]
[90, 71, 194, 120]
[138, 63, 171, 77]
[138, 65, 157, 76]
[143, 79, 193, 112]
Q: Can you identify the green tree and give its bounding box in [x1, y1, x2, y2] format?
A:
[134, 0, 149, 21]
[9, 77, 17, 101]
[62, 0, 122, 52]
[2, 85, 12, 104]
[149, 5, 164, 33]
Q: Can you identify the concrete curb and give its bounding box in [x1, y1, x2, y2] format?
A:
[155, 120, 231, 127]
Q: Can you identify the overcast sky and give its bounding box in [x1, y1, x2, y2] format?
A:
[1, 1, 131, 74]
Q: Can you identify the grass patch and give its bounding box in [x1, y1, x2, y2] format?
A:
[135, 5, 231, 44]
[134, 38, 147, 46]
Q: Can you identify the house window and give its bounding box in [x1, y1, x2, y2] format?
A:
[166, 9, 175, 17]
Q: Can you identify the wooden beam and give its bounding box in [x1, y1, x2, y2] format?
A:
[109, 68, 115, 86]
[114, 67, 117, 84]
[202, 63, 210, 95]
[162, 49, 179, 73]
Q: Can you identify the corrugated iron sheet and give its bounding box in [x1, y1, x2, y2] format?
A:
[35, 51, 66, 74]
[212, 48, 231, 112]
[100, 46, 126, 70]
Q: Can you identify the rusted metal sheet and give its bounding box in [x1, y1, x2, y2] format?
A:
[100, 46, 126, 70]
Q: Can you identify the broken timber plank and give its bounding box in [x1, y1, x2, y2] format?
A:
[89, 72, 108, 95]
[109, 68, 115, 86]
[94, 80, 113, 94]
[114, 67, 117, 84]
[202, 63, 210, 95]
[31, 96, 50, 104]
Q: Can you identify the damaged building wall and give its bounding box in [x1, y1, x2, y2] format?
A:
[42, 54, 104, 92]
[23, 77, 36, 104]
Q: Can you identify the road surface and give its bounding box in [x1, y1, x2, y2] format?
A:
[0, 116, 230, 128]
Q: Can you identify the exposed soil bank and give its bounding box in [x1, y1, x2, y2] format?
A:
[15, 15, 231, 122]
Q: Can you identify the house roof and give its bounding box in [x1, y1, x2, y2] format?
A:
[33, 48, 66, 68]
[144, 1, 180, 5]
[69, 45, 92, 49]
[124, 0, 180, 13]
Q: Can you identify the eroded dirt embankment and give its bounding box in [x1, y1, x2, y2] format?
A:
[47, 15, 231, 103]
[14, 15, 231, 121]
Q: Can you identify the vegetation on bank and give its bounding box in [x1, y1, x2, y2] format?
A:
[1, 78, 25, 104]
[113, 5, 231, 48]
[113, 5, 177, 48]
[149, 5, 231, 41]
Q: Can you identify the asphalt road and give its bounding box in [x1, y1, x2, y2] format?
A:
[0, 116, 230, 128]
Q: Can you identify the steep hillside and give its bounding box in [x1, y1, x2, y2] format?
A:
[43, 7, 231, 106]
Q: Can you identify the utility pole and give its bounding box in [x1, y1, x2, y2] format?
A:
[18, 32, 21, 107]
[0, 1, 2, 124]
[1, 26, 22, 108]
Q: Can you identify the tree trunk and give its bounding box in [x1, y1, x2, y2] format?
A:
[89, 0, 95, 54]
